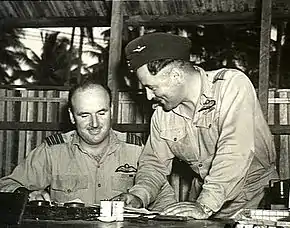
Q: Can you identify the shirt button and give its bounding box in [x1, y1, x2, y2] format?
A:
[98, 184, 101, 187]
[67, 189, 72, 193]
[97, 165, 100, 168]
[173, 137, 177, 141]
[198, 163, 203, 168]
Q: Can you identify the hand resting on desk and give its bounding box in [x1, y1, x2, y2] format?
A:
[161, 201, 212, 220]
[111, 193, 143, 208]
[29, 190, 50, 202]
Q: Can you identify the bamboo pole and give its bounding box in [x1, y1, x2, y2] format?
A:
[258, 0, 272, 120]
[108, 0, 123, 126]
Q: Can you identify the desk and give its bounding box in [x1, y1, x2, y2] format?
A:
[11, 218, 234, 228]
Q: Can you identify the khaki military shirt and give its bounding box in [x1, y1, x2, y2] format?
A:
[0, 130, 142, 205]
[129, 68, 278, 216]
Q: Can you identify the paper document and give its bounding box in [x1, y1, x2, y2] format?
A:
[124, 207, 160, 215]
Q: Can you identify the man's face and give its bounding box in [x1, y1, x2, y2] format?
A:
[136, 64, 184, 111]
[69, 85, 111, 146]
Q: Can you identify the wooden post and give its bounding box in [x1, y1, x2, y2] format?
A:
[258, 0, 272, 120]
[108, 0, 123, 126]
[66, 27, 75, 86]
[77, 27, 84, 84]
[275, 23, 284, 89]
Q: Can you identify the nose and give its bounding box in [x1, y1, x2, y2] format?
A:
[90, 115, 99, 128]
[145, 88, 155, 100]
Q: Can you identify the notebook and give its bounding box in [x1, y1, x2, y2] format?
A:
[0, 192, 28, 225]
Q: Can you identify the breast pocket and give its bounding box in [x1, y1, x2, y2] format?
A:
[160, 128, 197, 162]
[111, 173, 135, 194]
[51, 175, 88, 200]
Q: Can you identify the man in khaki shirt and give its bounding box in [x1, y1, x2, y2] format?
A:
[0, 79, 176, 210]
[115, 32, 279, 218]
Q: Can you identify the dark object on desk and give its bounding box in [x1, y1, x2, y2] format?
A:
[64, 202, 85, 208]
[0, 192, 28, 225]
[29, 200, 50, 207]
[24, 200, 99, 221]
[266, 179, 290, 209]
[153, 215, 189, 221]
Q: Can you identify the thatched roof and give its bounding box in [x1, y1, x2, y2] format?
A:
[0, 0, 290, 28]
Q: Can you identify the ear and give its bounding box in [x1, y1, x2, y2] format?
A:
[170, 68, 183, 84]
[110, 105, 114, 121]
[68, 108, 75, 124]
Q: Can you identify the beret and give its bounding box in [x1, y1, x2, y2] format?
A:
[125, 32, 192, 71]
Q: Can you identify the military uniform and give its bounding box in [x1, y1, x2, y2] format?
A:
[0, 130, 176, 209]
[124, 32, 279, 218]
[129, 67, 279, 218]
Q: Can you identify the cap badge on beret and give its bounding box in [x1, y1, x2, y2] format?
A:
[125, 32, 192, 71]
[132, 45, 146, 53]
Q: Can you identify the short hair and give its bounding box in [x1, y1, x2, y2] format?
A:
[68, 78, 112, 111]
[147, 59, 192, 75]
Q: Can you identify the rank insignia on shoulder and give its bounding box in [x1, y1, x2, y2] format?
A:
[213, 69, 226, 83]
[115, 163, 137, 174]
[45, 133, 65, 146]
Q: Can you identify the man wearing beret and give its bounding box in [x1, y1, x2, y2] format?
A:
[114, 32, 279, 219]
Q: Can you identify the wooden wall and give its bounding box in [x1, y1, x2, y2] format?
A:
[0, 88, 69, 176]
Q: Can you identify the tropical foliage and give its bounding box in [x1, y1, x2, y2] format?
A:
[0, 28, 27, 84]
[18, 32, 79, 85]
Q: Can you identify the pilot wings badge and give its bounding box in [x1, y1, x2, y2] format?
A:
[198, 94, 216, 113]
[132, 45, 146, 53]
[115, 163, 137, 174]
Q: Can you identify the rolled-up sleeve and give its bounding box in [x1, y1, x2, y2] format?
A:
[197, 71, 257, 212]
[129, 110, 175, 207]
[0, 143, 52, 192]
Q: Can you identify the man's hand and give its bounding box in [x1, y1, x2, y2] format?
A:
[161, 202, 212, 219]
[28, 190, 51, 202]
[111, 193, 143, 208]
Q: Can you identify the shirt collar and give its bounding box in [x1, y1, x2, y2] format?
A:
[172, 66, 214, 119]
[71, 129, 121, 158]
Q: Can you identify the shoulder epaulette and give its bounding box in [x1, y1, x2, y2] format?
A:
[126, 133, 143, 146]
[213, 69, 227, 83]
[45, 133, 65, 146]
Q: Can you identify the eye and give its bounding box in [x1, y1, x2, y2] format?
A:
[148, 86, 156, 91]
[98, 111, 106, 116]
[80, 114, 89, 118]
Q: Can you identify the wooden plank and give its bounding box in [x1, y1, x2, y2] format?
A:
[267, 90, 275, 125]
[25, 90, 35, 155]
[270, 125, 290, 135]
[268, 97, 290, 104]
[286, 90, 290, 179]
[0, 122, 72, 131]
[5, 90, 14, 175]
[18, 90, 28, 163]
[0, 84, 70, 90]
[278, 91, 289, 179]
[0, 96, 67, 102]
[125, 12, 257, 26]
[59, 90, 69, 120]
[0, 16, 110, 29]
[258, 0, 272, 120]
[108, 0, 123, 127]
[273, 90, 281, 173]
[0, 89, 5, 176]
[136, 105, 144, 124]
[36, 91, 44, 146]
[46, 90, 54, 137]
